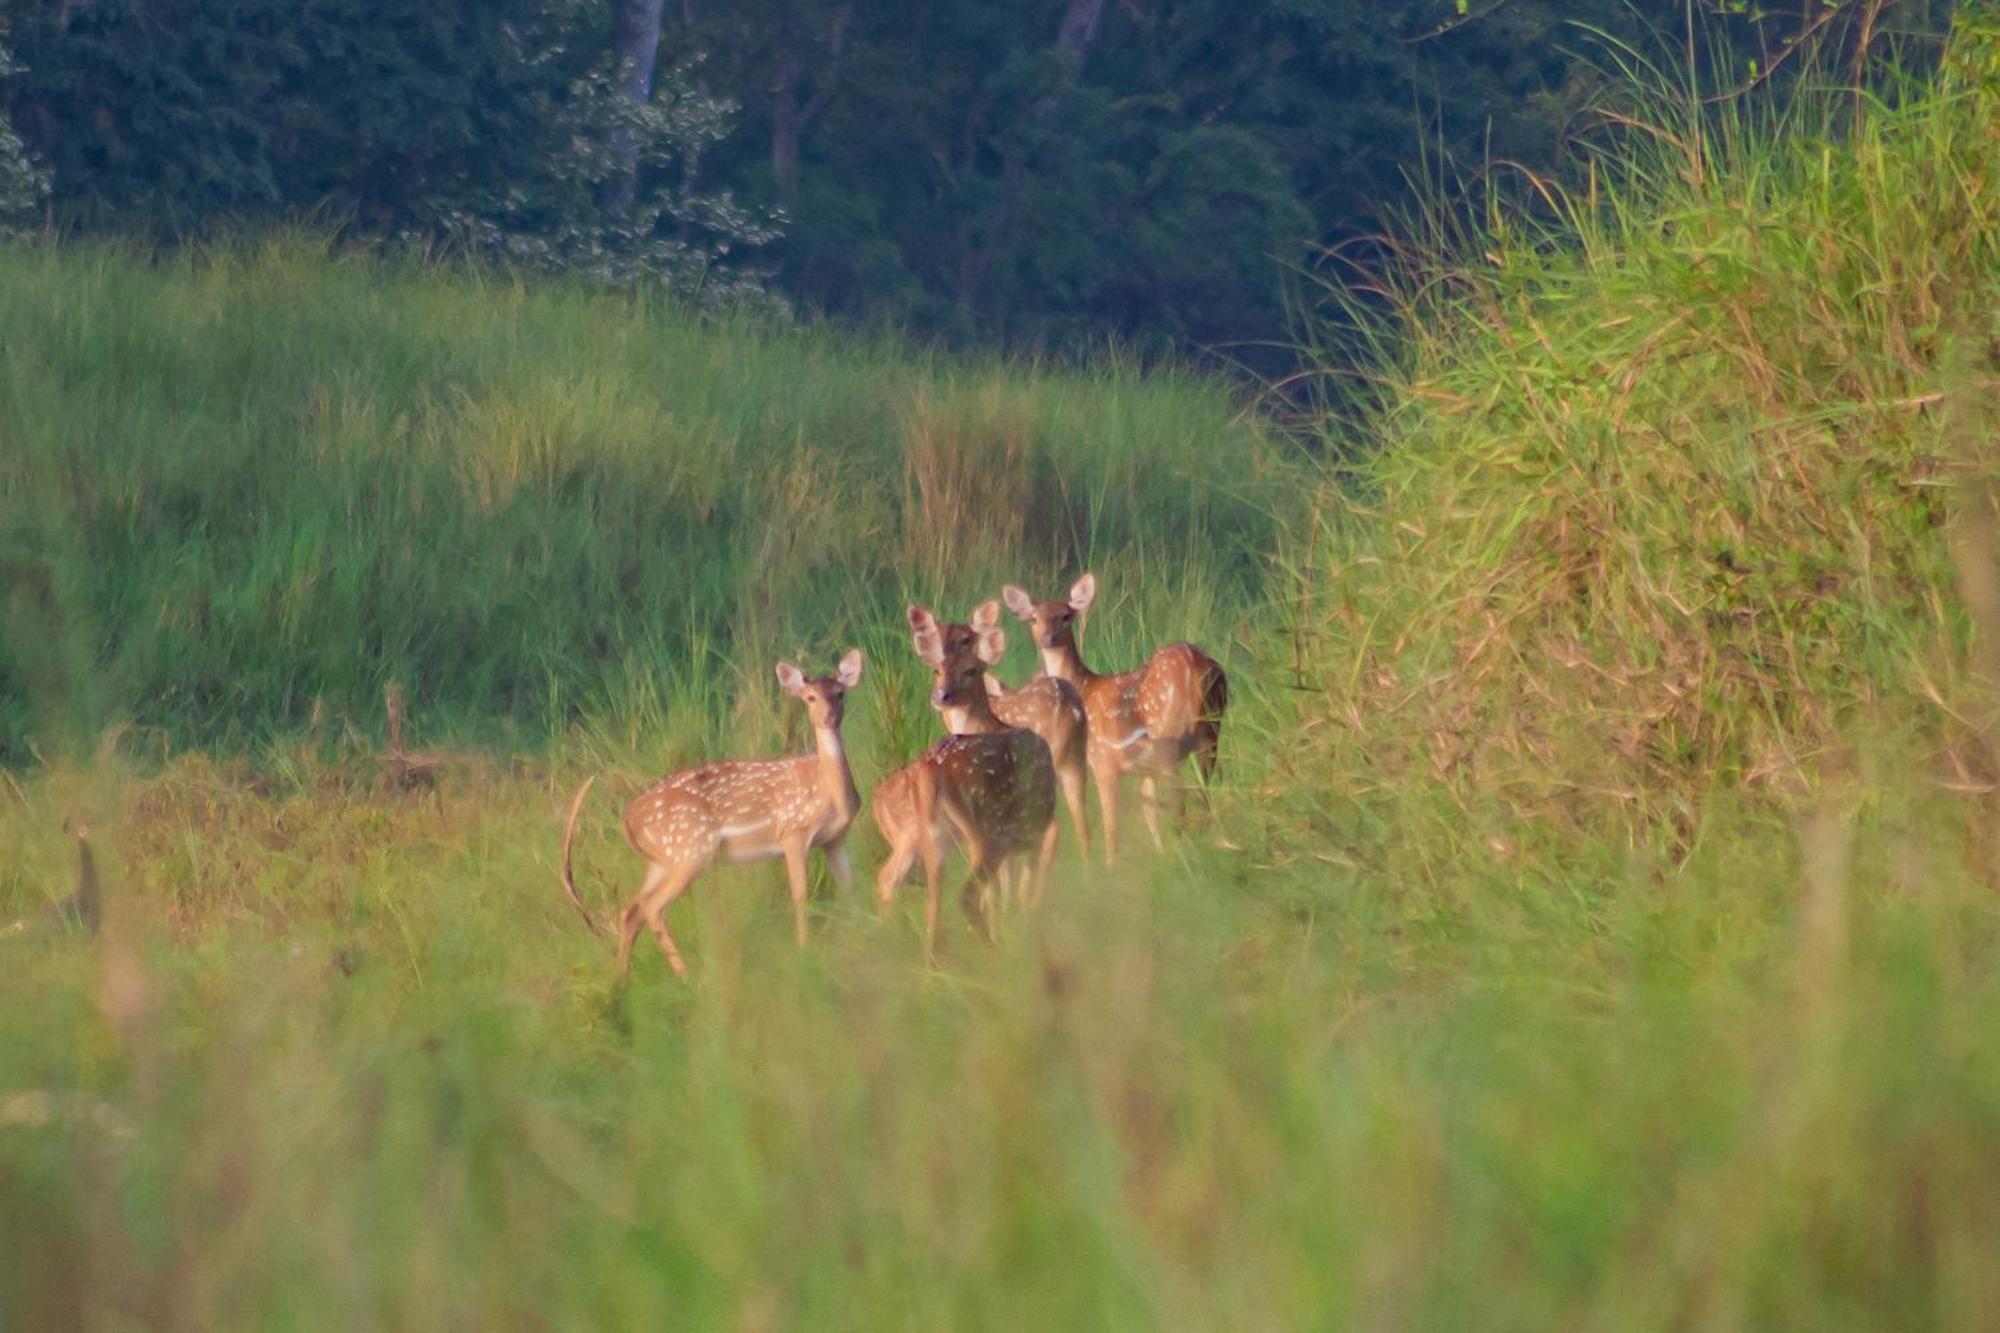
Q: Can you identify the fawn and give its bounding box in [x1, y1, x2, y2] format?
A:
[560, 650, 864, 979]
[872, 606, 1058, 961]
[1002, 573, 1226, 859]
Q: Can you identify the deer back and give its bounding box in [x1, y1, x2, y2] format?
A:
[918, 729, 1057, 859]
[624, 754, 846, 865]
[1078, 644, 1227, 773]
[872, 761, 932, 844]
[989, 675, 1088, 772]
[1134, 642, 1227, 743]
[874, 756, 962, 855]
[1077, 668, 1153, 768]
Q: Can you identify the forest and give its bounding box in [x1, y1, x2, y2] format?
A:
[0, 1, 1959, 364]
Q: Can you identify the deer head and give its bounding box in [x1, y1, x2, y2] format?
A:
[907, 603, 1005, 669]
[1001, 573, 1094, 651]
[776, 649, 863, 730]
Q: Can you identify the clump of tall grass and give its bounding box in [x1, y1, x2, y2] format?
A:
[1281, 10, 2000, 869]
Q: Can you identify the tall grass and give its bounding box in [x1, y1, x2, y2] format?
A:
[5, 12, 2000, 1331]
[1279, 8, 2000, 873]
[0, 239, 1286, 762]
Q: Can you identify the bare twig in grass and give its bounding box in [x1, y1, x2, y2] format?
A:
[379, 682, 444, 793]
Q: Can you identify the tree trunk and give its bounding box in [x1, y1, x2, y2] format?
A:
[1055, 0, 1107, 67]
[961, 0, 1107, 315]
[772, 48, 803, 207]
[612, 0, 668, 209]
[616, 0, 668, 104]
[766, 5, 850, 211]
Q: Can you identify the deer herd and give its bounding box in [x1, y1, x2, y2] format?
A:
[560, 572, 1227, 978]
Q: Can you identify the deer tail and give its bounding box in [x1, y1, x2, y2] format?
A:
[1200, 655, 1229, 730]
[559, 776, 609, 938]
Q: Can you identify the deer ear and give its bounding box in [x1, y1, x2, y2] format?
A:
[982, 673, 1003, 698]
[1068, 572, 1097, 614]
[1001, 585, 1036, 621]
[908, 605, 944, 664]
[836, 648, 864, 688]
[975, 626, 1006, 665]
[969, 599, 1002, 632]
[775, 661, 807, 695]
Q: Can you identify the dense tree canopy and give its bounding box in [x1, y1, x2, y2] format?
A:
[0, 0, 774, 299]
[0, 0, 1959, 356]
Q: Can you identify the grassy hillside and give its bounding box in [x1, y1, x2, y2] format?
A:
[4, 14, 2000, 1331]
[0, 240, 1286, 761]
[1275, 14, 2000, 877]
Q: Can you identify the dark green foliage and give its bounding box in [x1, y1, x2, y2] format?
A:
[0, 0, 773, 297]
[0, 25, 45, 229]
[0, 0, 1962, 356]
[691, 0, 1952, 359]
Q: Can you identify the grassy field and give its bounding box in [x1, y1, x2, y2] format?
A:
[5, 13, 2000, 1331]
[0, 238, 1283, 761]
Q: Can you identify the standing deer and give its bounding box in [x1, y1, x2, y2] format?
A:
[1002, 573, 1227, 860]
[560, 650, 864, 979]
[872, 606, 1058, 961]
[901, 600, 1091, 858]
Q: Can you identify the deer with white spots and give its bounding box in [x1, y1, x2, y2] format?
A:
[1002, 573, 1226, 860]
[899, 600, 1091, 859]
[872, 606, 1058, 962]
[559, 650, 864, 979]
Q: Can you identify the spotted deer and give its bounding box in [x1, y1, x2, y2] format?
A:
[905, 600, 1091, 858]
[872, 606, 1058, 961]
[1002, 573, 1227, 860]
[560, 651, 863, 979]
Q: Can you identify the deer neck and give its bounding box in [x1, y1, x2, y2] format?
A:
[940, 692, 1008, 736]
[813, 724, 859, 819]
[1041, 638, 1093, 685]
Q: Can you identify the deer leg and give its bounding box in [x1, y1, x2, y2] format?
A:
[923, 877, 943, 966]
[1163, 765, 1190, 834]
[1138, 776, 1166, 851]
[824, 837, 855, 891]
[875, 834, 917, 911]
[1030, 819, 1060, 906]
[917, 814, 945, 967]
[1091, 759, 1122, 865]
[640, 865, 697, 980]
[782, 839, 812, 948]
[1192, 723, 1221, 815]
[1058, 764, 1091, 861]
[959, 853, 995, 944]
[615, 862, 670, 979]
